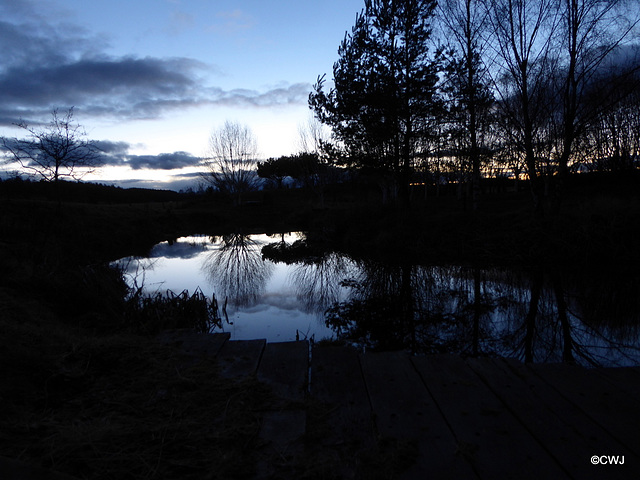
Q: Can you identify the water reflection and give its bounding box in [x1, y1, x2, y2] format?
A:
[265, 239, 640, 366]
[289, 253, 356, 313]
[318, 262, 640, 367]
[201, 234, 274, 307]
[114, 233, 640, 366]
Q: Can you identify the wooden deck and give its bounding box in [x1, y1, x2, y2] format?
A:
[165, 331, 639, 479]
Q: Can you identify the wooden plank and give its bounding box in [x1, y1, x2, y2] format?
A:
[527, 363, 640, 459]
[592, 367, 640, 402]
[311, 345, 375, 447]
[467, 357, 638, 480]
[216, 339, 266, 378]
[412, 355, 566, 480]
[257, 341, 308, 402]
[311, 345, 370, 406]
[360, 352, 477, 479]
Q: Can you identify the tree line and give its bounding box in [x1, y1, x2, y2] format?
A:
[310, 0, 640, 213]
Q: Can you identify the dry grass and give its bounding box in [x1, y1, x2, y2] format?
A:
[0, 299, 274, 479]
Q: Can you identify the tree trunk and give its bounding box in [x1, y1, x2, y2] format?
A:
[524, 270, 543, 363]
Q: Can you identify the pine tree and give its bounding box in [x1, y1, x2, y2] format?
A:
[310, 0, 443, 202]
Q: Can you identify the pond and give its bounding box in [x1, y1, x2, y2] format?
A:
[113, 232, 640, 367]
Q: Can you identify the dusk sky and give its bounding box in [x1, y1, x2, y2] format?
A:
[0, 0, 364, 189]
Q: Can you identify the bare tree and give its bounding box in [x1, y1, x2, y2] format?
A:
[297, 114, 331, 155]
[484, 0, 640, 213]
[486, 0, 560, 215]
[201, 120, 260, 204]
[1, 107, 102, 182]
[438, 0, 494, 211]
[553, 0, 640, 200]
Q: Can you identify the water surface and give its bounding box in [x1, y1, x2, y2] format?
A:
[114, 232, 640, 367]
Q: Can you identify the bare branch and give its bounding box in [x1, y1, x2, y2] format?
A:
[200, 120, 261, 203]
[0, 107, 102, 182]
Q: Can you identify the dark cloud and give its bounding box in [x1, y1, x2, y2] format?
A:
[0, 0, 310, 127]
[125, 151, 202, 170]
[94, 140, 131, 156]
[1, 132, 201, 173]
[93, 140, 202, 170]
[0, 54, 206, 122]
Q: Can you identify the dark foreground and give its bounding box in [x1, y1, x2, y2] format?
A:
[7, 332, 637, 479]
[199, 333, 640, 480]
[1, 176, 639, 478]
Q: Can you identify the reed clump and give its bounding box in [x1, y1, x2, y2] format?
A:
[124, 287, 223, 335]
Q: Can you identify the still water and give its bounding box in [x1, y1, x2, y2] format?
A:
[114, 232, 640, 367]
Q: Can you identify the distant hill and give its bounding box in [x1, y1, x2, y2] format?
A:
[0, 178, 182, 203]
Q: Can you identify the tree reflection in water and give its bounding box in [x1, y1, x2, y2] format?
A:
[263, 236, 640, 366]
[201, 234, 274, 308]
[116, 233, 640, 364]
[289, 252, 356, 313]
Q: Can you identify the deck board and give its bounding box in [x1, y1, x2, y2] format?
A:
[307, 346, 376, 478]
[527, 363, 640, 459]
[412, 355, 566, 480]
[221, 339, 640, 479]
[592, 367, 640, 402]
[310, 345, 375, 446]
[467, 357, 637, 479]
[216, 339, 266, 378]
[360, 352, 477, 479]
[256, 341, 309, 402]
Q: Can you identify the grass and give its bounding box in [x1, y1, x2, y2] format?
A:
[0, 266, 274, 479]
[0, 327, 271, 479]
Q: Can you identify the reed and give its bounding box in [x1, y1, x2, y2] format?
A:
[124, 287, 223, 334]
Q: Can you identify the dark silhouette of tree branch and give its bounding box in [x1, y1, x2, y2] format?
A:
[201, 121, 261, 205]
[1, 107, 102, 183]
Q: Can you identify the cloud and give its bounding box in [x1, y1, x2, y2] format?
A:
[0, 1, 309, 127]
[125, 151, 201, 170]
[94, 140, 131, 157]
[94, 140, 202, 170]
[0, 54, 206, 122]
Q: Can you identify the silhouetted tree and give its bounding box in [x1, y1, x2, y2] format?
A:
[257, 152, 330, 192]
[1, 107, 102, 183]
[310, 0, 443, 203]
[482, 0, 640, 212]
[257, 156, 291, 189]
[486, 0, 560, 215]
[297, 114, 331, 155]
[201, 121, 260, 204]
[583, 80, 640, 171]
[439, 0, 494, 211]
[551, 0, 640, 205]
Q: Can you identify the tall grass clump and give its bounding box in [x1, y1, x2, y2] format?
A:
[124, 287, 223, 335]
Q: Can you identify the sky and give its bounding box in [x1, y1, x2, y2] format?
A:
[0, 0, 365, 190]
